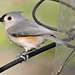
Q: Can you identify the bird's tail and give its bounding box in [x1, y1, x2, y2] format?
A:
[42, 35, 75, 49]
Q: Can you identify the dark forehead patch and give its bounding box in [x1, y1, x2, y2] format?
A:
[0, 14, 7, 22]
[1, 14, 7, 19]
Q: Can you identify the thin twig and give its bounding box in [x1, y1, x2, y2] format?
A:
[56, 49, 75, 75]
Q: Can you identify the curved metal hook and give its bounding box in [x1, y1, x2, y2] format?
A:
[32, 0, 75, 32]
[32, 0, 57, 31]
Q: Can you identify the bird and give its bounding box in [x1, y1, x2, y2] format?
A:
[0, 11, 68, 60]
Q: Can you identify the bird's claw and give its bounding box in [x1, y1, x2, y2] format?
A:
[16, 51, 29, 61]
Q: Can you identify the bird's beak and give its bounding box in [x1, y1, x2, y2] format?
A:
[0, 17, 3, 22]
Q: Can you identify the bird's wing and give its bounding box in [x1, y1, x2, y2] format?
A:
[7, 19, 56, 37]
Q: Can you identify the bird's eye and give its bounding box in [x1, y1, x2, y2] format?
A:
[8, 16, 12, 21]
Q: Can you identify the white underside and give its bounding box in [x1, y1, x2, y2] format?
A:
[7, 33, 45, 52]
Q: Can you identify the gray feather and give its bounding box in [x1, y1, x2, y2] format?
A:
[42, 35, 67, 45]
[43, 35, 75, 49]
[7, 19, 56, 37]
[6, 11, 24, 15]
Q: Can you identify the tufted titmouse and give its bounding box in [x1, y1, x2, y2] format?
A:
[0, 11, 72, 59]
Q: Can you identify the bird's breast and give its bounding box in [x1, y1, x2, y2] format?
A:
[7, 33, 45, 49]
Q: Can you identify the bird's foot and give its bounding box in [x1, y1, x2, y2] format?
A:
[16, 51, 29, 61]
